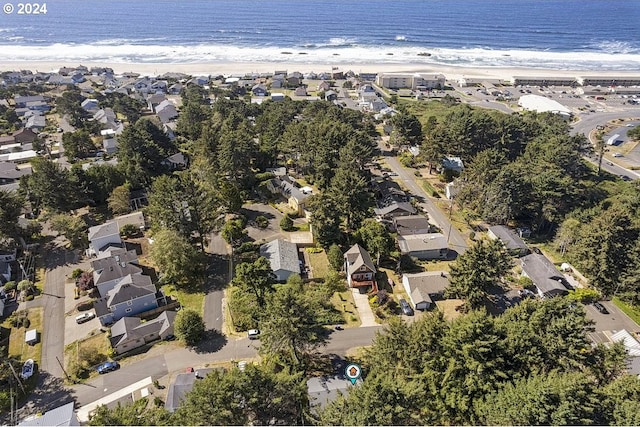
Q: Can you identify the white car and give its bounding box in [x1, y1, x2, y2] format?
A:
[247, 329, 260, 340]
[626, 124, 634, 127]
[75, 311, 96, 324]
[613, 153, 623, 158]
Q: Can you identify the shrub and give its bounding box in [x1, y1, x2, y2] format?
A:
[280, 214, 294, 231]
[77, 271, 95, 291]
[120, 223, 140, 238]
[71, 269, 84, 280]
[305, 246, 323, 254]
[518, 276, 534, 289]
[255, 172, 275, 182]
[174, 309, 205, 346]
[3, 281, 16, 291]
[255, 215, 269, 229]
[77, 300, 94, 311]
[25, 295, 34, 301]
[236, 242, 258, 254]
[567, 288, 601, 304]
[469, 231, 476, 240]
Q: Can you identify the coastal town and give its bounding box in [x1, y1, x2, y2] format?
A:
[1, 64, 640, 425]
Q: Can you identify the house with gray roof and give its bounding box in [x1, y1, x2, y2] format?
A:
[397, 233, 448, 260]
[266, 176, 313, 216]
[109, 310, 176, 354]
[91, 247, 142, 296]
[487, 225, 530, 257]
[0, 161, 31, 186]
[402, 271, 450, 310]
[520, 253, 569, 298]
[17, 401, 79, 426]
[343, 244, 377, 291]
[307, 376, 354, 413]
[25, 114, 46, 131]
[260, 239, 300, 282]
[165, 368, 217, 412]
[374, 201, 417, 219]
[441, 156, 464, 173]
[156, 100, 179, 124]
[87, 221, 122, 256]
[94, 274, 158, 326]
[393, 215, 432, 235]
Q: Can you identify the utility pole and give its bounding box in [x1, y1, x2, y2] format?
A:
[446, 196, 454, 243]
[56, 356, 72, 382]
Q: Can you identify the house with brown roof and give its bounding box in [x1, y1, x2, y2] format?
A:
[343, 244, 377, 292]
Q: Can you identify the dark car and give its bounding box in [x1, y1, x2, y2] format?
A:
[399, 299, 414, 316]
[97, 361, 119, 374]
[593, 302, 609, 314]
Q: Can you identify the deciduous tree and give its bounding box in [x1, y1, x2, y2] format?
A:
[174, 309, 205, 346]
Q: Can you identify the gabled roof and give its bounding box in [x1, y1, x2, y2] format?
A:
[260, 239, 300, 275]
[488, 225, 529, 253]
[397, 233, 448, 253]
[374, 201, 417, 217]
[393, 215, 432, 235]
[107, 274, 155, 306]
[109, 310, 176, 348]
[403, 271, 450, 306]
[87, 221, 119, 241]
[344, 244, 376, 275]
[93, 259, 143, 289]
[520, 253, 568, 297]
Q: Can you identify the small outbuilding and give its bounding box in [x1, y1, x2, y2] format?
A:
[25, 329, 38, 346]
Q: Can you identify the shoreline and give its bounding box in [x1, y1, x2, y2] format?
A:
[1, 60, 639, 82]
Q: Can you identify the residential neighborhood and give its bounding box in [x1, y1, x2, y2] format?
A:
[1, 64, 640, 426]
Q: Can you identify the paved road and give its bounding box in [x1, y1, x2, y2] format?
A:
[380, 146, 468, 255]
[571, 111, 640, 180]
[40, 244, 76, 378]
[71, 325, 382, 407]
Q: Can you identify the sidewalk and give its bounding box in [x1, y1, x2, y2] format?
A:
[351, 289, 378, 327]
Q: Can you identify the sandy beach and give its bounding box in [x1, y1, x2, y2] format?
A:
[1, 60, 639, 81]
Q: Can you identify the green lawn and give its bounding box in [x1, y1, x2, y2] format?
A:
[307, 250, 330, 279]
[161, 285, 205, 314]
[612, 297, 640, 327]
[5, 307, 43, 364]
[330, 290, 361, 327]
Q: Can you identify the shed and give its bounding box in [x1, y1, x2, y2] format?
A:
[25, 329, 38, 345]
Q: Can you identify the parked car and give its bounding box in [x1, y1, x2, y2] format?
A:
[75, 312, 96, 324]
[97, 361, 119, 374]
[593, 302, 609, 314]
[21, 359, 34, 380]
[248, 329, 260, 340]
[399, 299, 414, 316]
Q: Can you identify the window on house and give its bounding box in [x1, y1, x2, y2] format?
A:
[125, 308, 132, 313]
[127, 301, 132, 306]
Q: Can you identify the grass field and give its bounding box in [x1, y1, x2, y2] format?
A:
[330, 290, 361, 327]
[5, 307, 43, 364]
[161, 285, 205, 314]
[64, 332, 111, 382]
[307, 250, 330, 279]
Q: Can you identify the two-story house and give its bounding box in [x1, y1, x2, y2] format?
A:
[87, 221, 122, 257]
[91, 247, 142, 296]
[94, 274, 158, 326]
[343, 244, 377, 292]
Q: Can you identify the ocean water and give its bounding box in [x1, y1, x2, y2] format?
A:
[0, 0, 639, 70]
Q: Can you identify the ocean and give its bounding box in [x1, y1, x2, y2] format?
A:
[1, 0, 639, 70]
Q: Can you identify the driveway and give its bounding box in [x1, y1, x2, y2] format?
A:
[585, 300, 640, 336]
[241, 203, 285, 243]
